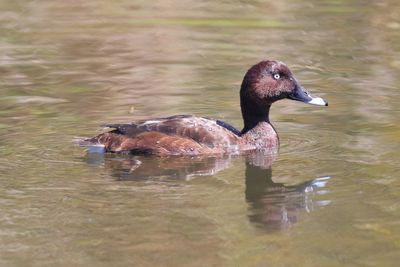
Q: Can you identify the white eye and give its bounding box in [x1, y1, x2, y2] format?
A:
[273, 73, 280, 80]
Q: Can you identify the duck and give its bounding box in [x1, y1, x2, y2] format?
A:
[77, 60, 328, 156]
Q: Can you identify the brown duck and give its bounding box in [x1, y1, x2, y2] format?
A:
[77, 60, 328, 156]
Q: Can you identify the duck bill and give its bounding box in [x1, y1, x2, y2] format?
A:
[288, 80, 328, 106]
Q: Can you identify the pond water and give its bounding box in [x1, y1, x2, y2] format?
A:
[1, 0, 400, 266]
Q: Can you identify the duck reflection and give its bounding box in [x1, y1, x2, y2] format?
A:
[85, 153, 241, 181]
[84, 152, 330, 230]
[245, 161, 330, 231]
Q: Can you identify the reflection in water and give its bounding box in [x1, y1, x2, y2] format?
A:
[87, 153, 234, 181]
[85, 153, 240, 180]
[245, 162, 330, 231]
[85, 152, 330, 231]
[84, 149, 278, 180]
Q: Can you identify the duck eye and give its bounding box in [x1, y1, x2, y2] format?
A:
[273, 73, 281, 80]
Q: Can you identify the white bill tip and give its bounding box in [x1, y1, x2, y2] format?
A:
[308, 97, 328, 106]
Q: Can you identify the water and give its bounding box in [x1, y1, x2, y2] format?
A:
[1, 0, 400, 266]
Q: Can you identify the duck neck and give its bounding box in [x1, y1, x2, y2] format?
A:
[240, 99, 271, 134]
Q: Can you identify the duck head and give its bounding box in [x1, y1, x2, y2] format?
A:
[240, 60, 328, 133]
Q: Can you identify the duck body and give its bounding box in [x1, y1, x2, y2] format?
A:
[78, 60, 327, 156]
[86, 115, 278, 156]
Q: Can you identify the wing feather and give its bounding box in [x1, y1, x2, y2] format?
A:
[93, 115, 241, 155]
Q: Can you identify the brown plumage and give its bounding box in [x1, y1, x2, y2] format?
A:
[77, 60, 328, 156]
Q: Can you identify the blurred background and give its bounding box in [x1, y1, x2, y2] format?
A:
[0, 0, 399, 266]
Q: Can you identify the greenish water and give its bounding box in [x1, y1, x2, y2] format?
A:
[1, 0, 400, 266]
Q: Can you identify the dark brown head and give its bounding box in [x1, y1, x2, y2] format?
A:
[240, 60, 327, 133]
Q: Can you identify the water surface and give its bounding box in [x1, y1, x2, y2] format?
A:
[1, 0, 400, 266]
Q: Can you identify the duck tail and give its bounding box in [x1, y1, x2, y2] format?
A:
[73, 137, 106, 153]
